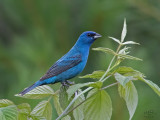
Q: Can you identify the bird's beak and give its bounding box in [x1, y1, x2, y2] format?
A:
[94, 33, 102, 39]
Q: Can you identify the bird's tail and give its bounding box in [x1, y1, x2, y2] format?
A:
[19, 81, 42, 96]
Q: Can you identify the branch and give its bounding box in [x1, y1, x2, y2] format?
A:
[101, 82, 118, 90]
[66, 91, 97, 115]
[56, 87, 93, 120]
[99, 44, 122, 82]
[66, 81, 118, 115]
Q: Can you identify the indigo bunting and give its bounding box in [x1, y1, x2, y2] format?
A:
[19, 31, 102, 95]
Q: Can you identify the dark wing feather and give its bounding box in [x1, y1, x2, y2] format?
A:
[40, 54, 82, 80]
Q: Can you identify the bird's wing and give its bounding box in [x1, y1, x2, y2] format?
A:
[40, 54, 82, 80]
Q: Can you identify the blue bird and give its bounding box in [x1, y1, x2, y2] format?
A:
[19, 31, 102, 95]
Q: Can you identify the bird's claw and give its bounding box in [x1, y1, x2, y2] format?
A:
[61, 80, 75, 89]
[66, 80, 75, 85]
[61, 81, 70, 87]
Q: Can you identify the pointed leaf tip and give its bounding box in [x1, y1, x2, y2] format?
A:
[109, 37, 121, 44]
[123, 41, 140, 45]
[118, 81, 138, 120]
[121, 19, 127, 42]
[92, 47, 117, 56]
[118, 54, 142, 61]
[16, 85, 54, 99]
[141, 79, 160, 96]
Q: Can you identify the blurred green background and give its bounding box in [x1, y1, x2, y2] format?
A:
[0, 0, 160, 119]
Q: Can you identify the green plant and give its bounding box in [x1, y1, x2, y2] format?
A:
[0, 19, 160, 120]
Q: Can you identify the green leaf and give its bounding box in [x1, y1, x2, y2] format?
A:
[53, 95, 62, 116]
[31, 100, 52, 120]
[80, 70, 105, 79]
[73, 89, 85, 120]
[15, 85, 54, 99]
[113, 66, 135, 74]
[108, 37, 121, 44]
[29, 116, 46, 120]
[53, 95, 71, 120]
[123, 41, 140, 45]
[59, 86, 70, 110]
[17, 103, 31, 114]
[18, 113, 28, 120]
[118, 81, 138, 120]
[0, 99, 14, 107]
[124, 72, 144, 80]
[0, 105, 18, 120]
[67, 83, 87, 100]
[84, 89, 112, 120]
[67, 81, 103, 99]
[114, 73, 134, 86]
[92, 47, 117, 55]
[88, 81, 103, 88]
[140, 79, 160, 96]
[118, 54, 142, 61]
[17, 103, 31, 120]
[121, 19, 127, 42]
[113, 66, 145, 80]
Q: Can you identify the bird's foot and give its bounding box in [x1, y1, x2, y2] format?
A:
[61, 80, 75, 89]
[61, 81, 70, 87]
[66, 80, 75, 85]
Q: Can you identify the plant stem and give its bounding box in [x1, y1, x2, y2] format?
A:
[66, 91, 97, 115]
[101, 82, 118, 90]
[99, 56, 116, 82]
[56, 87, 92, 120]
[66, 81, 118, 115]
[109, 60, 121, 72]
[101, 75, 112, 82]
[99, 44, 122, 82]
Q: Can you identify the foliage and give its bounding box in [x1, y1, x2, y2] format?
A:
[84, 89, 112, 120]
[1, 20, 160, 120]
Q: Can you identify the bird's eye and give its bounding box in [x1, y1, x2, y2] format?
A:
[87, 33, 92, 37]
[87, 33, 95, 37]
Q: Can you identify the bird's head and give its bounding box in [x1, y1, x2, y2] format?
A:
[76, 31, 102, 46]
